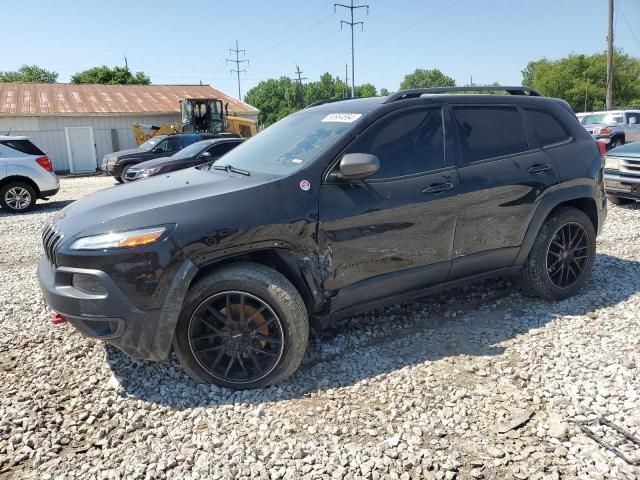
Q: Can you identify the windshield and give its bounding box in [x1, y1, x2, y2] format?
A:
[139, 136, 164, 151]
[207, 110, 362, 175]
[171, 140, 210, 159]
[582, 113, 623, 125]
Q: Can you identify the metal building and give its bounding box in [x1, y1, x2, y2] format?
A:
[0, 83, 259, 173]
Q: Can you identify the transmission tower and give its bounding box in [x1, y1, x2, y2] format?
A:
[227, 40, 249, 100]
[335, 0, 369, 98]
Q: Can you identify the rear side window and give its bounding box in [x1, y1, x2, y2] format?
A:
[0, 139, 45, 156]
[347, 107, 445, 179]
[524, 108, 571, 146]
[453, 106, 529, 163]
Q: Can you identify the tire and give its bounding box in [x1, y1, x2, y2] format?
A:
[607, 195, 635, 206]
[516, 207, 596, 301]
[0, 182, 37, 213]
[173, 262, 309, 389]
[610, 137, 624, 149]
[120, 164, 133, 183]
[115, 176, 124, 184]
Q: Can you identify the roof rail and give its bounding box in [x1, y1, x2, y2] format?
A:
[383, 86, 541, 103]
[305, 97, 366, 109]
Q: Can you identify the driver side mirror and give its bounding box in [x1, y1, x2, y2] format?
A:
[200, 151, 212, 158]
[332, 153, 380, 181]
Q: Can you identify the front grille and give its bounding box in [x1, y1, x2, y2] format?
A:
[42, 223, 64, 267]
[619, 157, 640, 177]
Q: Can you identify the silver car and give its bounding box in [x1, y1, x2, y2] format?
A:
[0, 136, 59, 213]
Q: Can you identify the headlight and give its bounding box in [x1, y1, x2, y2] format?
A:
[605, 156, 620, 170]
[139, 166, 161, 178]
[69, 226, 168, 250]
[107, 157, 118, 165]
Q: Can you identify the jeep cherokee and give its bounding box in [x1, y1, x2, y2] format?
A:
[38, 86, 607, 389]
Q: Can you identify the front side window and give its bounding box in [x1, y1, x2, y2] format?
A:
[454, 106, 529, 164]
[207, 142, 238, 157]
[345, 108, 445, 179]
[524, 108, 571, 146]
[163, 137, 181, 152]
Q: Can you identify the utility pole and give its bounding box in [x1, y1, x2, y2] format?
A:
[335, 0, 369, 98]
[294, 64, 308, 108]
[606, 0, 614, 110]
[344, 63, 349, 98]
[124, 53, 128, 69]
[227, 40, 249, 100]
[584, 73, 589, 112]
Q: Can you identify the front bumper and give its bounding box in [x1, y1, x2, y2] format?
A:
[37, 256, 196, 361]
[101, 162, 122, 177]
[604, 172, 640, 199]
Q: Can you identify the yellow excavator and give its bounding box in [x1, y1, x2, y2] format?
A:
[132, 98, 258, 145]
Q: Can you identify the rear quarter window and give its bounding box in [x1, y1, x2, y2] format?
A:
[0, 139, 45, 156]
[523, 108, 571, 147]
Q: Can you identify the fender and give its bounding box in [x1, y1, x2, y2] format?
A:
[515, 182, 600, 265]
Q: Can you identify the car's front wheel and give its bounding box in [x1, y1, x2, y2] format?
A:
[119, 164, 133, 183]
[173, 263, 309, 389]
[0, 182, 37, 213]
[516, 207, 596, 301]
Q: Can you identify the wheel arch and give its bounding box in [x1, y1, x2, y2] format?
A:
[190, 248, 324, 315]
[515, 188, 600, 265]
[0, 175, 41, 197]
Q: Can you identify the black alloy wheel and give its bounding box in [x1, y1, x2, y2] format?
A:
[546, 222, 590, 289]
[187, 290, 285, 385]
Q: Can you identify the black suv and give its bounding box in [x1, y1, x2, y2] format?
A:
[101, 133, 222, 183]
[38, 87, 606, 389]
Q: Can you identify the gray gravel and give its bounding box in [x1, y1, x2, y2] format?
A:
[1, 175, 639, 479]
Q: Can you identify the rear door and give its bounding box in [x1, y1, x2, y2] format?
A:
[319, 106, 461, 311]
[449, 104, 559, 279]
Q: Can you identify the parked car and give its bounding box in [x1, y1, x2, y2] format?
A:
[581, 109, 640, 149]
[101, 133, 223, 183]
[124, 138, 244, 182]
[603, 141, 640, 205]
[0, 135, 59, 213]
[38, 86, 607, 389]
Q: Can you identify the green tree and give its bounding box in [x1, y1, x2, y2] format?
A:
[71, 66, 151, 85]
[379, 88, 390, 96]
[400, 69, 456, 90]
[0, 64, 58, 83]
[522, 50, 640, 111]
[356, 83, 377, 97]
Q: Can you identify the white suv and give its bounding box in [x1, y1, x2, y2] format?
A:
[0, 136, 59, 213]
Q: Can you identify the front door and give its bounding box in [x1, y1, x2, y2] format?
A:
[65, 126, 96, 173]
[449, 105, 559, 279]
[625, 113, 640, 142]
[319, 106, 460, 311]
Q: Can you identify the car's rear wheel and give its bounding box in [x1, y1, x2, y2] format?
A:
[0, 182, 37, 213]
[610, 137, 624, 149]
[173, 263, 309, 389]
[607, 195, 635, 206]
[516, 207, 596, 301]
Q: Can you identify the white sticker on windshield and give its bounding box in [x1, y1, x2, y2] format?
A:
[321, 113, 362, 123]
[292, 158, 303, 164]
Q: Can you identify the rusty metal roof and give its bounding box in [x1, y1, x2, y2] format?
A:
[0, 83, 259, 115]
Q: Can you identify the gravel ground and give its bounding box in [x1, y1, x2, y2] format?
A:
[1, 176, 639, 480]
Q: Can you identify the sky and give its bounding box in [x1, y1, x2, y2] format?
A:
[1, 0, 639, 100]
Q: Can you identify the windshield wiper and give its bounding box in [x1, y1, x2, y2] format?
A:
[212, 164, 251, 176]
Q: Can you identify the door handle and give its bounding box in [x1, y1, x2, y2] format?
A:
[527, 163, 551, 174]
[423, 182, 453, 194]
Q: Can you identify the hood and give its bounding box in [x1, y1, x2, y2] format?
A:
[129, 156, 176, 170]
[608, 143, 640, 159]
[106, 147, 150, 160]
[54, 167, 270, 240]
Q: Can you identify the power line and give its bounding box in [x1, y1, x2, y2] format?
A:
[334, 0, 369, 98]
[227, 40, 249, 100]
[622, 12, 640, 48]
[294, 64, 308, 108]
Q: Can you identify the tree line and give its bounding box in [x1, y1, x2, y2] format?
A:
[2, 49, 639, 123]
